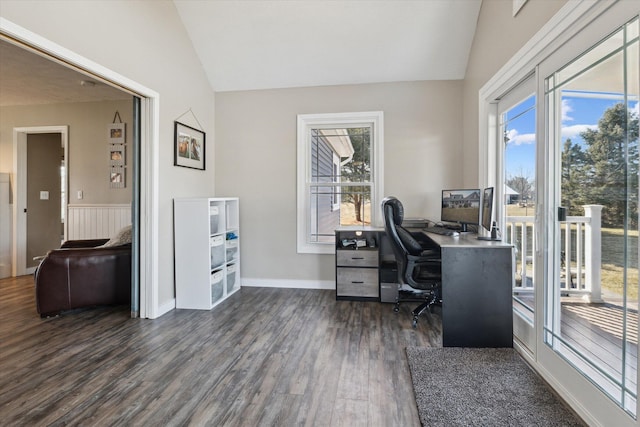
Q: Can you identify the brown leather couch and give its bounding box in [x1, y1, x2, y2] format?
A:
[35, 239, 131, 317]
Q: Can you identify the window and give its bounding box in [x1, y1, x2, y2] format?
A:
[297, 112, 384, 254]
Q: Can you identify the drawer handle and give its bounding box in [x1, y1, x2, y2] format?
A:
[351, 257, 365, 260]
[351, 281, 364, 284]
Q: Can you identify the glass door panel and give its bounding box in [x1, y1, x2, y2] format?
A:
[545, 17, 639, 415]
[499, 78, 537, 354]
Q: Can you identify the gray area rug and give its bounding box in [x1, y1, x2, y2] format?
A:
[406, 347, 585, 426]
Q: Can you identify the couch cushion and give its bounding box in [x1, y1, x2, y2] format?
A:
[100, 225, 132, 247]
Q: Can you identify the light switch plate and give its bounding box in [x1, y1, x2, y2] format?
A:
[40, 191, 49, 200]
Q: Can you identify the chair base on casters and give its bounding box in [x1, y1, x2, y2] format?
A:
[394, 289, 439, 329]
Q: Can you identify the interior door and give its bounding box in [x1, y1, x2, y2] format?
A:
[26, 133, 63, 271]
[13, 126, 68, 276]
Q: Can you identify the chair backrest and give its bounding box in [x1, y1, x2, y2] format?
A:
[382, 196, 425, 284]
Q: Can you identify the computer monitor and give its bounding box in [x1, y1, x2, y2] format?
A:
[441, 189, 480, 232]
[481, 187, 494, 232]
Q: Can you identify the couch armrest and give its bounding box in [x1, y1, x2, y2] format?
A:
[35, 245, 131, 316]
[60, 239, 110, 249]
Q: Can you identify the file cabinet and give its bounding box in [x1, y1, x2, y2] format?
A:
[335, 229, 381, 300]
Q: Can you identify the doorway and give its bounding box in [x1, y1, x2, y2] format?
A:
[26, 133, 64, 270]
[1, 31, 157, 318]
[12, 126, 68, 276]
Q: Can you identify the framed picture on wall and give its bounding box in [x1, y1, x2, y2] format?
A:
[109, 144, 125, 166]
[174, 121, 205, 170]
[110, 166, 125, 188]
[108, 123, 125, 144]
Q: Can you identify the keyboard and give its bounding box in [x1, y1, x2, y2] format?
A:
[423, 226, 459, 237]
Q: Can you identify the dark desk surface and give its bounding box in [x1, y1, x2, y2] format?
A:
[419, 229, 512, 249]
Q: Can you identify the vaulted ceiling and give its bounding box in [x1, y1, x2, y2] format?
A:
[0, 0, 482, 106]
[173, 0, 482, 92]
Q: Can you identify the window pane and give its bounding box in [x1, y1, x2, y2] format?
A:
[339, 185, 371, 227]
[308, 185, 372, 242]
[503, 94, 536, 324]
[308, 125, 373, 243]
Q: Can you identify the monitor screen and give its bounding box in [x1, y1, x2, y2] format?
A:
[441, 189, 480, 230]
[481, 187, 494, 232]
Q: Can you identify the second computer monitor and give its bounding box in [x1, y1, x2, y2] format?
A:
[441, 189, 481, 232]
[481, 187, 494, 232]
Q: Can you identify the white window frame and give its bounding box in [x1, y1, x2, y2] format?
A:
[297, 111, 384, 254]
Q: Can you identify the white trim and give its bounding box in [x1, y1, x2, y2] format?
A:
[296, 111, 384, 254]
[1, 18, 160, 319]
[242, 278, 335, 290]
[12, 125, 68, 277]
[512, 0, 528, 17]
[157, 298, 176, 317]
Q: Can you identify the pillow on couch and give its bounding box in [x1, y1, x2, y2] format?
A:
[100, 224, 132, 247]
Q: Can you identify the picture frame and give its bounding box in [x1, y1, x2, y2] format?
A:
[109, 144, 125, 166]
[108, 123, 125, 144]
[110, 166, 125, 188]
[174, 121, 205, 170]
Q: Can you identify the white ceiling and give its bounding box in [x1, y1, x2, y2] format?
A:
[174, 0, 482, 92]
[0, 39, 130, 107]
[0, 1, 481, 106]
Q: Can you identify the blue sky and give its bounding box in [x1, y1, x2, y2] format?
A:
[504, 93, 640, 179]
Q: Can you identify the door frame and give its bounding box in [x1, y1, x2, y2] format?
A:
[12, 126, 68, 276]
[1, 17, 161, 319]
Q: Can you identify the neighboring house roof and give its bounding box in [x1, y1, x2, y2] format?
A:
[505, 184, 519, 195]
[319, 129, 355, 164]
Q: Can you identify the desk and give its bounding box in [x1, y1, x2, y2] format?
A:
[334, 228, 514, 348]
[421, 231, 514, 347]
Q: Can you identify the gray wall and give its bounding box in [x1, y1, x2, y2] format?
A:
[215, 81, 463, 284]
[1, 100, 133, 205]
[460, 0, 568, 186]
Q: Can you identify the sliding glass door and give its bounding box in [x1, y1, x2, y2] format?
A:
[544, 16, 639, 415]
[498, 77, 537, 355]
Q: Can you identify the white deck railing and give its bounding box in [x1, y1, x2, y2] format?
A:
[506, 205, 603, 303]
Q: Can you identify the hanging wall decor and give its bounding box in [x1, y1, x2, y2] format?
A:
[108, 111, 126, 188]
[174, 120, 206, 170]
[109, 144, 125, 166]
[109, 165, 125, 188]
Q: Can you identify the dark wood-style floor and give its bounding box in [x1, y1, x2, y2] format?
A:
[0, 276, 440, 426]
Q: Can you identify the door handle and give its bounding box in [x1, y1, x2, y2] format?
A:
[558, 206, 567, 222]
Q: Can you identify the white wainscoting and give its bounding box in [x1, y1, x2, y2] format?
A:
[67, 204, 131, 240]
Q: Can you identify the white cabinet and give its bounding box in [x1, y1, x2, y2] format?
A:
[174, 197, 241, 309]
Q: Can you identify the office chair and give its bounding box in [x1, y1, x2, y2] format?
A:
[382, 196, 442, 328]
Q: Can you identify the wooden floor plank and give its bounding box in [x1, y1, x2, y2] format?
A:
[0, 276, 436, 426]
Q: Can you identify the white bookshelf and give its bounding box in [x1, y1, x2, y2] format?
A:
[174, 197, 240, 309]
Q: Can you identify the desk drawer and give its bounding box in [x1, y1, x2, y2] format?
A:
[336, 250, 378, 267]
[336, 267, 379, 297]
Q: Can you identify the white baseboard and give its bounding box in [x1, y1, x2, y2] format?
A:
[156, 298, 176, 317]
[241, 278, 335, 290]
